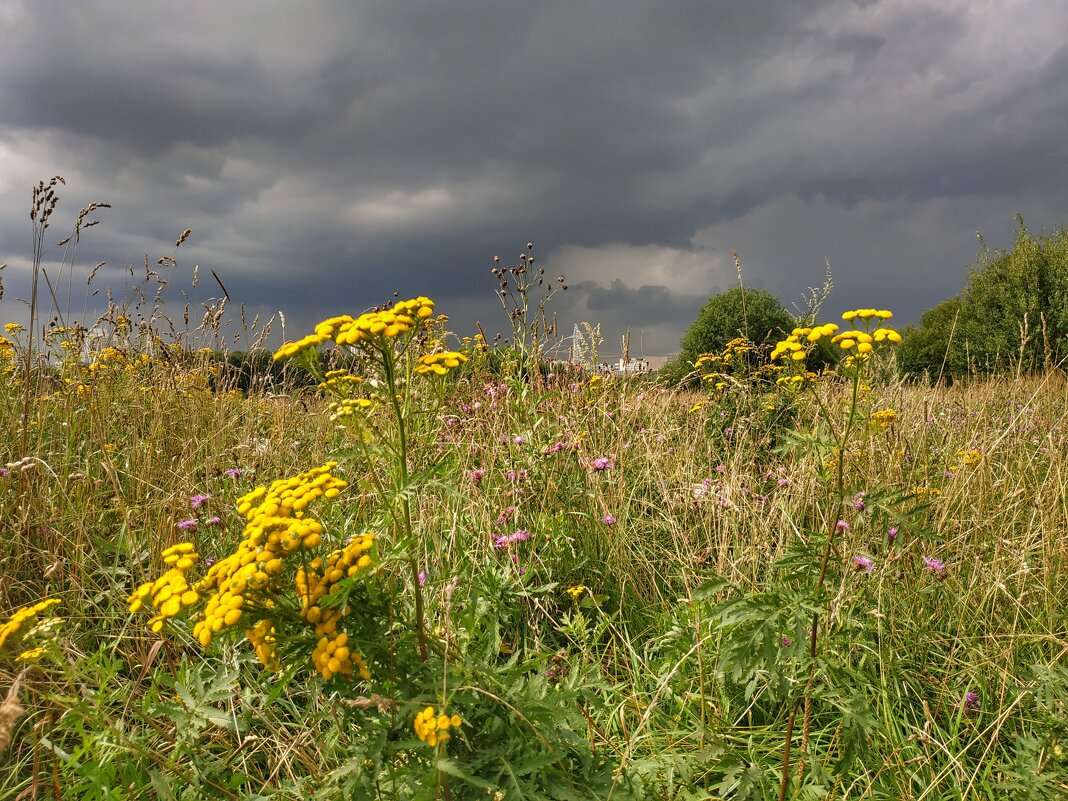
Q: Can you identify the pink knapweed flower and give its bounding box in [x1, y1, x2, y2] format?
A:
[963, 691, 980, 711]
[494, 529, 530, 548]
[836, 520, 851, 532]
[590, 457, 613, 472]
[177, 519, 198, 531]
[922, 556, 946, 577]
[205, 516, 223, 526]
[852, 555, 875, 573]
[190, 493, 211, 510]
[223, 468, 244, 479]
[887, 526, 899, 541]
[601, 514, 616, 525]
[470, 467, 486, 484]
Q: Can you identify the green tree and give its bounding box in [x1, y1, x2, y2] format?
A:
[897, 296, 966, 380]
[679, 287, 794, 366]
[900, 220, 1068, 379]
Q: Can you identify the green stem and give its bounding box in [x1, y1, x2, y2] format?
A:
[780, 363, 863, 799]
[382, 342, 429, 662]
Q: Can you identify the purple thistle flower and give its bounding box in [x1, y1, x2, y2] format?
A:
[418, 570, 427, 586]
[852, 492, 866, 512]
[545, 441, 578, 454]
[964, 690, 980, 711]
[923, 555, 946, 577]
[601, 514, 616, 526]
[780, 636, 793, 647]
[470, 467, 486, 484]
[204, 556, 215, 567]
[852, 555, 875, 573]
[190, 493, 211, 510]
[0, 467, 9, 478]
[177, 518, 198, 531]
[590, 457, 613, 471]
[494, 529, 530, 548]
[223, 468, 244, 479]
[887, 526, 899, 541]
[205, 516, 223, 526]
[836, 519, 851, 532]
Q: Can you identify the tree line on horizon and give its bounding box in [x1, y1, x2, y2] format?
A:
[669, 218, 1068, 383]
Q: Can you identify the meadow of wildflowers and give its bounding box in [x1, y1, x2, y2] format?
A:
[1, 191, 1067, 799]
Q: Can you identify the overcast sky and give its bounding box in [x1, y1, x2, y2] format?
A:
[1, 0, 1067, 357]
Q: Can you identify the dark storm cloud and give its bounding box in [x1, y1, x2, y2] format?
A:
[2, 0, 1068, 357]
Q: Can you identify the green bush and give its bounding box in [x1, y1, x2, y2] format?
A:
[897, 297, 966, 380]
[901, 220, 1068, 379]
[679, 287, 794, 369]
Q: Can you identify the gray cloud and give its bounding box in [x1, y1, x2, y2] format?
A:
[2, 0, 1067, 357]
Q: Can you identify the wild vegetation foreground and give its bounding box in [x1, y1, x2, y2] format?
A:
[2, 293, 1067, 800]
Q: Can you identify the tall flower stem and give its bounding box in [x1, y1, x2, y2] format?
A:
[381, 344, 429, 662]
[779, 366, 862, 801]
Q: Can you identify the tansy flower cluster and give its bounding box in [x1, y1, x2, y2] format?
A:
[0, 598, 60, 652]
[273, 298, 435, 362]
[770, 323, 840, 362]
[842, 308, 893, 322]
[129, 463, 347, 666]
[414, 351, 467, 376]
[830, 328, 901, 353]
[329, 397, 374, 421]
[248, 618, 279, 672]
[334, 297, 435, 347]
[296, 532, 375, 680]
[189, 464, 347, 649]
[273, 331, 332, 361]
[127, 544, 201, 633]
[871, 408, 898, 427]
[413, 707, 462, 747]
[85, 347, 130, 373]
[692, 353, 727, 389]
[831, 309, 901, 360]
[318, 369, 362, 395]
[776, 371, 818, 389]
[693, 338, 756, 387]
[0, 336, 15, 366]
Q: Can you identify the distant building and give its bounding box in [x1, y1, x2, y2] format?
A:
[614, 357, 650, 374]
